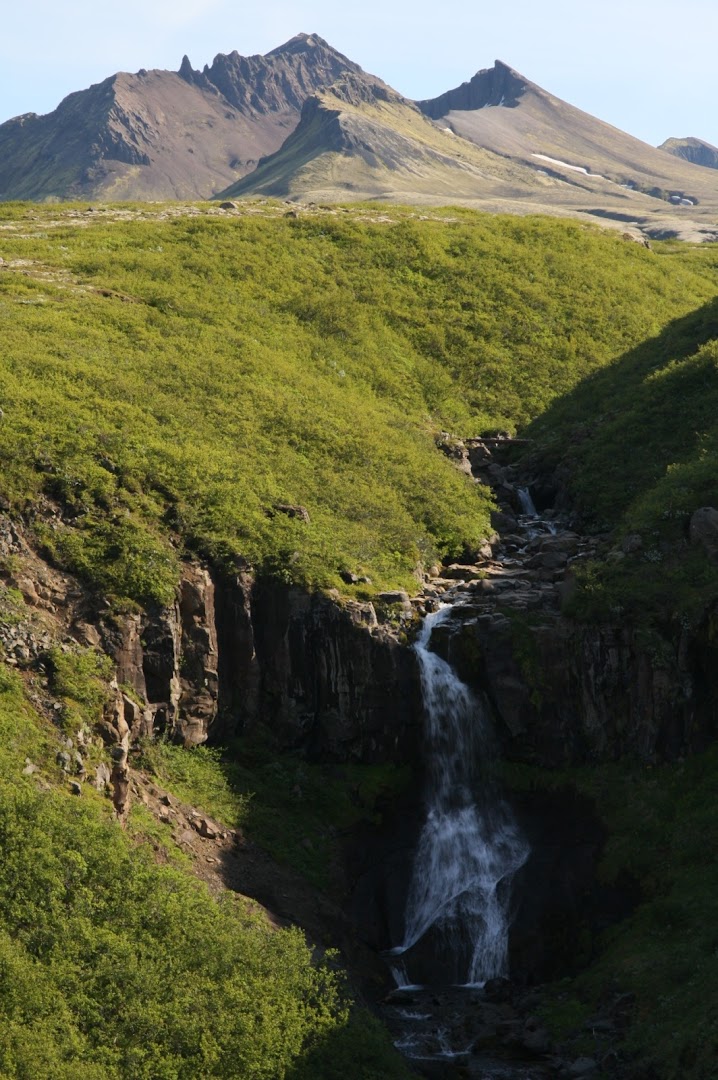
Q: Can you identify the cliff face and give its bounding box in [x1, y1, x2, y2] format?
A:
[418, 59, 529, 118]
[97, 564, 421, 762]
[4, 491, 717, 770]
[0, 508, 419, 765]
[660, 136, 718, 170]
[435, 604, 718, 767]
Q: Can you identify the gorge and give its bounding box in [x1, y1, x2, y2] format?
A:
[1, 200, 717, 1078]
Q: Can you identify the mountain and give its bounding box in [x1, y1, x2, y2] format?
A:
[659, 136, 718, 170]
[216, 72, 550, 204]
[2, 42, 718, 242]
[221, 56, 718, 242]
[0, 34, 360, 201]
[415, 61, 718, 234]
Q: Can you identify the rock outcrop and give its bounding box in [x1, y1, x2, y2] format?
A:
[418, 59, 529, 117]
[660, 136, 718, 170]
[99, 566, 419, 758]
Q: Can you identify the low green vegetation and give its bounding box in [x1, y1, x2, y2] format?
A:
[0, 662, 409, 1079]
[0, 201, 717, 607]
[509, 749, 718, 1079]
[47, 645, 114, 731]
[139, 736, 412, 890]
[528, 288, 718, 623]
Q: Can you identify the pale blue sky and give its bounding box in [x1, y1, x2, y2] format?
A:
[2, 0, 717, 146]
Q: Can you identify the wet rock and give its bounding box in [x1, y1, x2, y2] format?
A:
[689, 506, 718, 561]
[525, 551, 568, 571]
[484, 977, 513, 1003]
[444, 565, 486, 581]
[520, 1015, 551, 1054]
[568, 1058, 598, 1077]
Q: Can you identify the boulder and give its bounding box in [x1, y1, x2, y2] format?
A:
[689, 506, 718, 561]
[94, 762, 112, 792]
[272, 502, 310, 523]
[621, 532, 643, 554]
[443, 564, 486, 581]
[568, 1058, 598, 1077]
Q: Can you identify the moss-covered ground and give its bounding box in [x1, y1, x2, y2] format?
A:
[508, 750, 718, 1079]
[2, 199, 718, 1077]
[1, 200, 717, 613]
[0, 665, 411, 1079]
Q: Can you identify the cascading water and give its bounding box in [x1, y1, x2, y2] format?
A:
[517, 486, 538, 517]
[393, 606, 529, 986]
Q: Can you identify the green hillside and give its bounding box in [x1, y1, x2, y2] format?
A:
[527, 277, 718, 623]
[0, 664, 409, 1079]
[2, 200, 718, 1079]
[0, 201, 716, 606]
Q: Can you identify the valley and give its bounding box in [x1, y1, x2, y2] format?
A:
[0, 195, 717, 1078]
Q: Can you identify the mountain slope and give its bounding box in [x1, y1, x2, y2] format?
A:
[414, 61, 716, 225]
[221, 58, 718, 242]
[659, 136, 718, 170]
[216, 73, 568, 204]
[0, 34, 359, 201]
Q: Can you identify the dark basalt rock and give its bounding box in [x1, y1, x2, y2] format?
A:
[103, 562, 420, 760]
[660, 136, 718, 170]
[418, 59, 528, 119]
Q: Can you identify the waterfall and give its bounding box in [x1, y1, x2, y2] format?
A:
[517, 486, 538, 517]
[396, 606, 529, 985]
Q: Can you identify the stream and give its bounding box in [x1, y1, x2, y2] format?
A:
[381, 457, 582, 1077]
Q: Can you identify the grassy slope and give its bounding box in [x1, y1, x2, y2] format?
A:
[2, 202, 718, 1079]
[0, 667, 410, 1079]
[1, 202, 717, 606]
[526, 255, 718, 625]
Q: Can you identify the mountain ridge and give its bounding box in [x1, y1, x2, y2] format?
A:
[0, 33, 360, 201]
[218, 58, 718, 242]
[2, 39, 718, 242]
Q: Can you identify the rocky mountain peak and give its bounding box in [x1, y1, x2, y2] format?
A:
[267, 32, 334, 56]
[418, 59, 529, 119]
[659, 136, 718, 170]
[198, 35, 361, 116]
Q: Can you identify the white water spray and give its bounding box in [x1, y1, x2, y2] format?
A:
[396, 607, 529, 985]
[517, 486, 538, 517]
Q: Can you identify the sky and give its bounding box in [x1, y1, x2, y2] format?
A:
[2, 0, 717, 147]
